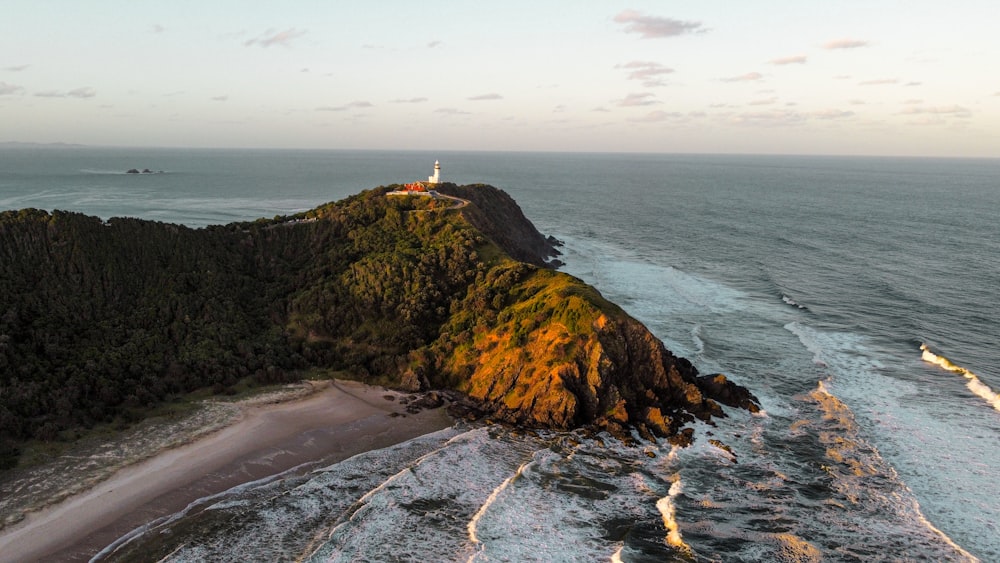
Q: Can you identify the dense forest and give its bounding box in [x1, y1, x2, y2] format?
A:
[0, 183, 756, 470]
[0, 185, 526, 468]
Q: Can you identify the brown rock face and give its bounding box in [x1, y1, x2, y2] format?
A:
[696, 373, 762, 414]
[428, 264, 760, 442]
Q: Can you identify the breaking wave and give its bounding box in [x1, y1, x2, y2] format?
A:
[921, 344, 1000, 412]
[466, 459, 534, 560]
[81, 168, 166, 175]
[781, 294, 808, 310]
[655, 476, 688, 551]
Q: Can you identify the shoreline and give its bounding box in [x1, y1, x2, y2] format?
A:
[0, 381, 322, 531]
[0, 379, 454, 563]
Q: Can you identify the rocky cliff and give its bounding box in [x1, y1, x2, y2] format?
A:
[420, 261, 758, 444]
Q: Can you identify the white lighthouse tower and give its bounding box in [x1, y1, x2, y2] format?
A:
[428, 160, 441, 184]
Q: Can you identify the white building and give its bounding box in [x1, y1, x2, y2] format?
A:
[428, 160, 441, 184]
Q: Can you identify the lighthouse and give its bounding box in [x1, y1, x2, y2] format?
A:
[428, 160, 441, 184]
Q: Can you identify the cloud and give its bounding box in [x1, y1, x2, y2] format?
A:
[770, 55, 807, 65]
[245, 28, 307, 48]
[823, 39, 870, 50]
[35, 87, 96, 98]
[592, 106, 611, 113]
[391, 97, 428, 103]
[859, 78, 898, 86]
[731, 109, 806, 126]
[616, 61, 674, 87]
[67, 87, 96, 98]
[468, 93, 503, 101]
[316, 100, 373, 111]
[4, 64, 29, 72]
[613, 10, 704, 39]
[616, 92, 659, 107]
[630, 110, 683, 123]
[902, 98, 923, 105]
[630, 110, 705, 123]
[151, 24, 165, 33]
[810, 109, 855, 120]
[905, 81, 922, 87]
[899, 105, 971, 118]
[211, 95, 229, 102]
[730, 107, 855, 125]
[849, 99, 866, 105]
[435, 107, 470, 115]
[722, 72, 763, 83]
[427, 40, 442, 48]
[0, 81, 24, 95]
[748, 96, 778, 106]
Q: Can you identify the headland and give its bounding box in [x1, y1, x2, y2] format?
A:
[0, 181, 759, 559]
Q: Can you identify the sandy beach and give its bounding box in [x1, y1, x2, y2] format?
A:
[0, 380, 453, 563]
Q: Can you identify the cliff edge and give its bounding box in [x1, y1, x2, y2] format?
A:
[436, 183, 561, 268]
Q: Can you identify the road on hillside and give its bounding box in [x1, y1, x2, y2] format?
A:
[433, 192, 469, 209]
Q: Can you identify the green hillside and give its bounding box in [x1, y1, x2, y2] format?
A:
[0, 184, 756, 469]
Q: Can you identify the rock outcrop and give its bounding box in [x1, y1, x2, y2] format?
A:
[423, 262, 760, 444]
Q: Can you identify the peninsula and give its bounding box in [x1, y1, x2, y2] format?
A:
[0, 183, 758, 466]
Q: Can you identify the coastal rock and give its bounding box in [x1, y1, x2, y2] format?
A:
[399, 367, 428, 392]
[426, 263, 760, 441]
[696, 373, 761, 413]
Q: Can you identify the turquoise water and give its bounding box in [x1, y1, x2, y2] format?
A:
[2, 147, 998, 561]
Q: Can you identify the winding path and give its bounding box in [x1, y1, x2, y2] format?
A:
[435, 192, 470, 210]
[388, 190, 470, 212]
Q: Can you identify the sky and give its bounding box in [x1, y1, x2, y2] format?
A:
[2, 1, 998, 157]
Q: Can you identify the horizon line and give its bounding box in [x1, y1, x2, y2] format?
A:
[1, 141, 997, 161]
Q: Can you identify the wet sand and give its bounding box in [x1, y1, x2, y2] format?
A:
[0, 380, 453, 562]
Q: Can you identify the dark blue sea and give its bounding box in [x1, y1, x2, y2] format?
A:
[2, 147, 998, 561]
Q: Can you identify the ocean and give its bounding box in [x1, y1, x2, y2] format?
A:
[2, 147, 998, 561]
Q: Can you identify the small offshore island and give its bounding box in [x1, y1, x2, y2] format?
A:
[0, 179, 758, 559]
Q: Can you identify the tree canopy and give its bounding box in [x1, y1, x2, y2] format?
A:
[0, 186, 511, 468]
